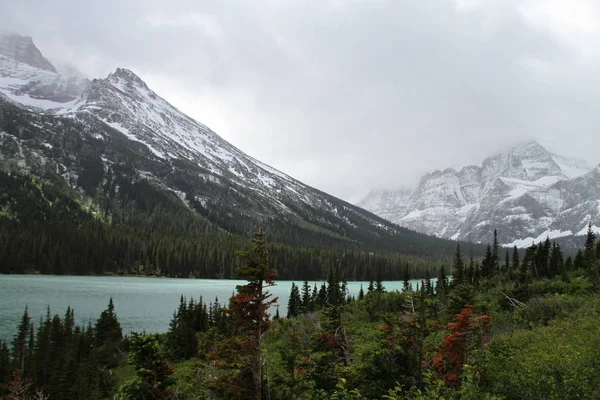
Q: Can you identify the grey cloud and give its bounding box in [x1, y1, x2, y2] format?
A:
[1, 0, 599, 203]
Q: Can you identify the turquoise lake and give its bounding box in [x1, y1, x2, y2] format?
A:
[0, 275, 423, 340]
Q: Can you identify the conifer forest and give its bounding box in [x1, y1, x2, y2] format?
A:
[2, 226, 600, 399]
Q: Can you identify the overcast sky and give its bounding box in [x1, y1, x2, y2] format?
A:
[2, 0, 600, 202]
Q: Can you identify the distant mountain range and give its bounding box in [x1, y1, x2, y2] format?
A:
[0, 33, 472, 261]
[359, 141, 600, 247]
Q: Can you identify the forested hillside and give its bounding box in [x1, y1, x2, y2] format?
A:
[0, 169, 455, 280]
[0, 93, 486, 280]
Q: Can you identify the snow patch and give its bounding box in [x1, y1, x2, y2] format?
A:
[576, 225, 600, 236]
[504, 229, 573, 248]
[103, 120, 165, 159]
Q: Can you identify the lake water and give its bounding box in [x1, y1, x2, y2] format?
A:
[0, 275, 419, 340]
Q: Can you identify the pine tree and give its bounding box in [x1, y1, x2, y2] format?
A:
[511, 246, 520, 281]
[300, 280, 312, 313]
[210, 227, 277, 400]
[453, 245, 464, 286]
[424, 270, 433, 296]
[375, 267, 385, 293]
[358, 284, 365, 300]
[367, 279, 374, 294]
[287, 283, 300, 318]
[11, 307, 31, 374]
[317, 284, 328, 307]
[0, 340, 10, 385]
[492, 229, 500, 275]
[402, 266, 411, 292]
[311, 284, 319, 305]
[481, 245, 493, 279]
[574, 249, 585, 270]
[94, 298, 123, 368]
[549, 242, 564, 279]
[116, 333, 174, 400]
[584, 224, 598, 284]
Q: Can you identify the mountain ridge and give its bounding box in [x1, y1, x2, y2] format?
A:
[0, 32, 481, 272]
[359, 141, 600, 247]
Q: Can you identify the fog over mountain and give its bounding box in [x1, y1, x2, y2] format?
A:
[2, 1, 600, 202]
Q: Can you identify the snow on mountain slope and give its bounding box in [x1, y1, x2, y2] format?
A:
[73, 67, 322, 208]
[551, 153, 592, 178]
[0, 34, 408, 243]
[0, 54, 88, 110]
[359, 141, 599, 247]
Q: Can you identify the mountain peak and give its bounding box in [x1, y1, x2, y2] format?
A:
[0, 33, 57, 73]
[510, 140, 549, 155]
[107, 68, 149, 89]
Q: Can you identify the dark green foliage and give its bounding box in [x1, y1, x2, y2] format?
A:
[287, 283, 301, 318]
[453, 245, 464, 286]
[0, 302, 125, 400]
[210, 228, 277, 399]
[11, 307, 31, 374]
[0, 341, 10, 386]
[166, 296, 205, 360]
[0, 168, 463, 281]
[116, 333, 174, 400]
[300, 280, 313, 313]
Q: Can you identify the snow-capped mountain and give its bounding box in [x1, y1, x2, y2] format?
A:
[1, 33, 461, 254]
[358, 141, 600, 247]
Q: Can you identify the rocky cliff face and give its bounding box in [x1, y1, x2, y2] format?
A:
[0, 34, 57, 73]
[359, 142, 600, 246]
[0, 35, 88, 107]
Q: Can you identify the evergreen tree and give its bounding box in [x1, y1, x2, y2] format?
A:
[0, 341, 10, 385]
[481, 245, 493, 279]
[358, 284, 365, 300]
[574, 249, 585, 270]
[116, 333, 174, 400]
[549, 243, 564, 279]
[492, 229, 500, 275]
[166, 296, 198, 360]
[11, 307, 31, 374]
[210, 227, 277, 400]
[424, 270, 433, 296]
[512, 246, 520, 274]
[403, 266, 412, 292]
[375, 268, 385, 293]
[287, 283, 300, 318]
[584, 224, 598, 284]
[94, 298, 123, 368]
[311, 284, 319, 306]
[300, 280, 312, 313]
[317, 284, 328, 307]
[453, 245, 464, 286]
[367, 279, 374, 294]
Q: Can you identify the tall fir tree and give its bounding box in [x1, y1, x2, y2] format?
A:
[210, 227, 277, 400]
[453, 245, 464, 286]
[287, 283, 300, 318]
[300, 280, 312, 313]
[11, 307, 31, 374]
